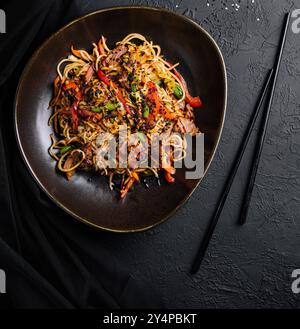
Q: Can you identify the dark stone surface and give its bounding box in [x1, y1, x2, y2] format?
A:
[92, 0, 300, 308]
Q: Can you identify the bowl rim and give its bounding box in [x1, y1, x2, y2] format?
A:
[14, 5, 227, 233]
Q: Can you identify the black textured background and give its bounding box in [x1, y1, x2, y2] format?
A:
[95, 0, 300, 308]
[1, 0, 300, 309]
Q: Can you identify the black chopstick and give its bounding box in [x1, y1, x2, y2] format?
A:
[190, 68, 274, 274]
[239, 12, 291, 225]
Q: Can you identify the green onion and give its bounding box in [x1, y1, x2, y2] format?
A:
[172, 85, 183, 100]
[142, 104, 150, 118]
[131, 84, 137, 92]
[105, 102, 118, 111]
[59, 145, 72, 155]
[91, 106, 103, 113]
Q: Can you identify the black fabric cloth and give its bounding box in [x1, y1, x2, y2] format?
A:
[0, 0, 163, 309]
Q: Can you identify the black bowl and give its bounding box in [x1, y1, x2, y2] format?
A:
[14, 6, 227, 232]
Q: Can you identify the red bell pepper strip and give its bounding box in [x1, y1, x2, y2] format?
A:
[164, 166, 176, 175]
[169, 63, 202, 108]
[97, 69, 111, 86]
[70, 89, 83, 131]
[115, 89, 131, 114]
[164, 170, 175, 183]
[75, 90, 82, 100]
[164, 110, 177, 121]
[70, 46, 88, 61]
[63, 81, 78, 91]
[97, 36, 106, 55]
[97, 69, 131, 114]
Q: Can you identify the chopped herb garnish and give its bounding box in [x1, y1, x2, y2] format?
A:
[105, 102, 119, 111]
[91, 106, 103, 113]
[59, 145, 73, 156]
[172, 85, 183, 100]
[131, 84, 137, 92]
[142, 104, 150, 118]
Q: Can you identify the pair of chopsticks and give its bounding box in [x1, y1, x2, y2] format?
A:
[191, 12, 291, 274]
